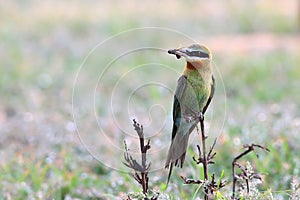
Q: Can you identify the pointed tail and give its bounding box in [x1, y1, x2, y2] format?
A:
[166, 163, 174, 186]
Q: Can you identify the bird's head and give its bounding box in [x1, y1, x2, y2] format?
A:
[168, 44, 212, 68]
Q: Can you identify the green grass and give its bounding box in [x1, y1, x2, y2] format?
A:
[0, 1, 299, 199]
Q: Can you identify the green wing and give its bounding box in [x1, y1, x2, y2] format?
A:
[171, 75, 187, 139]
[171, 75, 214, 139]
[202, 75, 215, 114]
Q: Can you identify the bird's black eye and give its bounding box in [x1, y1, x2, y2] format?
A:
[176, 54, 181, 59]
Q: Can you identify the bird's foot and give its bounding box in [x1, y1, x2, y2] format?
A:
[198, 112, 204, 122]
[183, 115, 194, 123]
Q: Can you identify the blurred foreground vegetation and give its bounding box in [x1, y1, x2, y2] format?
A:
[0, 0, 299, 199]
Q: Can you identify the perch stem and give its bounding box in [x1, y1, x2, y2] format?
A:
[199, 114, 208, 200]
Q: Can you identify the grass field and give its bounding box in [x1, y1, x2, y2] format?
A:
[0, 0, 299, 199]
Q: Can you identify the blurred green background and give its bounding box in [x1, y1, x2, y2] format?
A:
[0, 0, 299, 199]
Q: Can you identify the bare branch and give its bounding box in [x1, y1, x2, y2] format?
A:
[184, 112, 221, 199]
[123, 119, 152, 195]
[232, 144, 270, 199]
[207, 138, 217, 164]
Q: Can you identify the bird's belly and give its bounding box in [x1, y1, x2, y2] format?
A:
[181, 84, 209, 114]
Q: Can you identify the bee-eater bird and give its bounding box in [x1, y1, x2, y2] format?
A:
[165, 44, 215, 184]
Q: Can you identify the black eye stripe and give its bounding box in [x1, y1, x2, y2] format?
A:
[186, 51, 209, 58]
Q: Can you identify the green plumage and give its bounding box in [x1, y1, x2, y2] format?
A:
[165, 44, 215, 184]
[182, 69, 210, 115]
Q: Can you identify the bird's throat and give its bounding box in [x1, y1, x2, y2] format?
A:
[184, 61, 212, 86]
[185, 60, 209, 70]
[186, 62, 197, 70]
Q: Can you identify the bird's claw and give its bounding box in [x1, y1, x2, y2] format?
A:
[198, 112, 204, 122]
[184, 115, 194, 123]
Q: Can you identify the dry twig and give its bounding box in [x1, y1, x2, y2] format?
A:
[181, 113, 225, 200]
[231, 144, 270, 199]
[123, 119, 151, 196]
